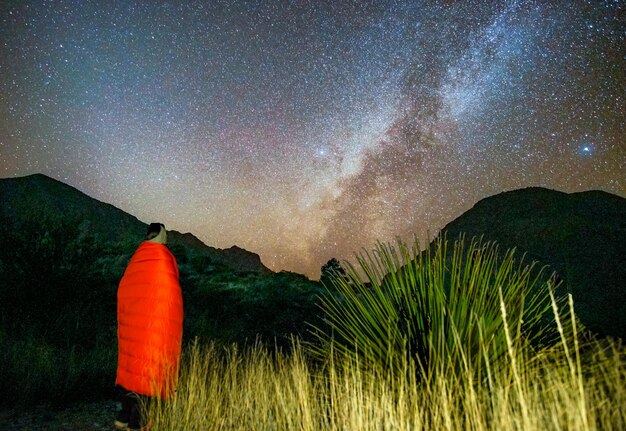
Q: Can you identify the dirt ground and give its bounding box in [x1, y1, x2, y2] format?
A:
[0, 400, 120, 431]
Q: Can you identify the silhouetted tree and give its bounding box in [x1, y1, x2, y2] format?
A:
[320, 258, 346, 287]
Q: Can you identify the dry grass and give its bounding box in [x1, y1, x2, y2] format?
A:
[147, 330, 625, 430]
[147, 238, 624, 430]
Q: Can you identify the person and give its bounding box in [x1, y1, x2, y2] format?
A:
[114, 223, 184, 431]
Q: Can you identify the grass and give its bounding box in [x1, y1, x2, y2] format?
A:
[147, 333, 624, 430]
[146, 237, 625, 430]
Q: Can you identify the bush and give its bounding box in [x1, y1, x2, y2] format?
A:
[0, 334, 116, 406]
[184, 271, 325, 350]
[311, 236, 571, 378]
[0, 216, 120, 405]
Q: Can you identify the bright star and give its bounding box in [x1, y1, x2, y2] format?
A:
[578, 143, 595, 156]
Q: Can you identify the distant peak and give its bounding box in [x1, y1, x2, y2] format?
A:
[226, 245, 246, 251]
[221, 245, 272, 273]
[15, 173, 55, 180]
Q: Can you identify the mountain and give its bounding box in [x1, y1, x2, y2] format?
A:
[438, 187, 626, 339]
[0, 173, 271, 273]
[0, 174, 323, 405]
[2, 174, 623, 338]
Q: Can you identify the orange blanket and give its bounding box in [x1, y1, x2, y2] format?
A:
[116, 241, 183, 398]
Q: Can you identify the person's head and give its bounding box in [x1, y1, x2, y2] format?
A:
[145, 222, 167, 244]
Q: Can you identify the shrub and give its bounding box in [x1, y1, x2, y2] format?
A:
[0, 334, 116, 406]
[311, 236, 570, 378]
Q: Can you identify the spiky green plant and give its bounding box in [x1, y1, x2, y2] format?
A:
[311, 236, 569, 379]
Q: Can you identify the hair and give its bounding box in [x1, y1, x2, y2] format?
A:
[145, 223, 165, 240]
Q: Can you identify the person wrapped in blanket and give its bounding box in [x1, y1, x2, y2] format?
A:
[114, 223, 183, 431]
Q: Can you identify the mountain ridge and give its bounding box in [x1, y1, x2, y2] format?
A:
[438, 185, 626, 338]
[0, 173, 271, 274]
[2, 174, 624, 337]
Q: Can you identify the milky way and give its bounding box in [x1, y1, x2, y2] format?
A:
[1, 1, 624, 278]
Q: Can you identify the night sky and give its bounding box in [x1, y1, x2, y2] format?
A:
[1, 1, 624, 278]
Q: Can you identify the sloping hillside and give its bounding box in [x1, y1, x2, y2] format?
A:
[0, 174, 322, 406]
[0, 173, 270, 273]
[439, 187, 626, 338]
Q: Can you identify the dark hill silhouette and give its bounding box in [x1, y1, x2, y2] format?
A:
[0, 173, 145, 241]
[0, 173, 270, 273]
[0, 174, 322, 406]
[438, 187, 626, 339]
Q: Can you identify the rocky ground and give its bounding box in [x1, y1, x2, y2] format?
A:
[0, 400, 119, 431]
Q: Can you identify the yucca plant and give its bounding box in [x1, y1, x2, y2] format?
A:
[311, 236, 570, 379]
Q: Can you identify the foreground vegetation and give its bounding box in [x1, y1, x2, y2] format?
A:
[147, 238, 624, 430]
[1, 216, 624, 429]
[148, 335, 624, 430]
[0, 216, 325, 406]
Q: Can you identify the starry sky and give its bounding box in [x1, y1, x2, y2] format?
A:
[1, 0, 624, 278]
